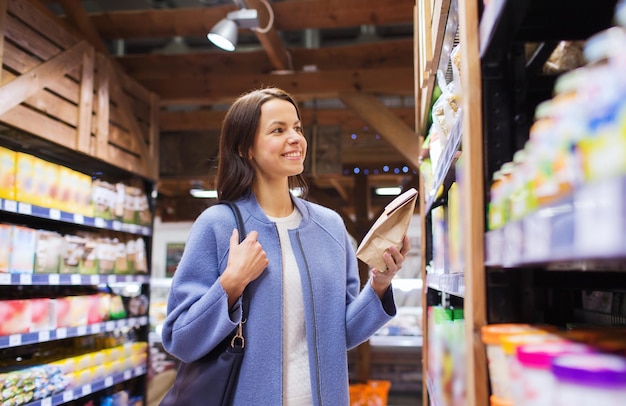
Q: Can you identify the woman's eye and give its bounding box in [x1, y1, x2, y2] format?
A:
[272, 127, 284, 133]
[294, 126, 303, 133]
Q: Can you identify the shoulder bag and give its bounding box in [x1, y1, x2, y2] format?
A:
[160, 201, 248, 406]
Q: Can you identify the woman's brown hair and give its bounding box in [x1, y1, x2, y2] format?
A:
[215, 87, 308, 201]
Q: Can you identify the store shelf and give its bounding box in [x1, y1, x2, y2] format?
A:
[486, 176, 626, 267]
[426, 273, 465, 297]
[425, 373, 441, 406]
[0, 273, 150, 286]
[23, 364, 147, 406]
[0, 317, 149, 349]
[425, 114, 463, 212]
[0, 198, 152, 236]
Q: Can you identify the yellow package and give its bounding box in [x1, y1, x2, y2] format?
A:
[0, 146, 16, 200]
[15, 152, 36, 204]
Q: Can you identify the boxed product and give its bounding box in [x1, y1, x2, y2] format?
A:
[34, 230, 63, 274]
[32, 156, 53, 207]
[52, 297, 72, 328]
[113, 239, 129, 274]
[127, 238, 148, 273]
[15, 152, 36, 204]
[92, 179, 116, 219]
[30, 298, 53, 332]
[56, 166, 76, 212]
[60, 235, 86, 274]
[0, 145, 16, 200]
[0, 224, 11, 272]
[9, 225, 36, 274]
[96, 238, 116, 274]
[80, 237, 98, 274]
[86, 294, 103, 325]
[67, 295, 88, 327]
[0, 299, 31, 335]
[123, 186, 142, 224]
[77, 171, 93, 217]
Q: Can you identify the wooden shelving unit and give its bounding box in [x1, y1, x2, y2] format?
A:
[417, 0, 624, 405]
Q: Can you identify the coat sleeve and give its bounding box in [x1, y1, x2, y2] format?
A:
[343, 231, 397, 350]
[160, 208, 243, 363]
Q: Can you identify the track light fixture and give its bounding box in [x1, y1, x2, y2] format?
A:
[207, 0, 274, 51]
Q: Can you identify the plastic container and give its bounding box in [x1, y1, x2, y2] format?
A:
[552, 353, 626, 406]
[481, 324, 537, 401]
[517, 342, 593, 406]
[500, 332, 563, 405]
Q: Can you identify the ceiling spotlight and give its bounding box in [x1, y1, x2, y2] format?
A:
[208, 8, 259, 51]
[207, 0, 274, 52]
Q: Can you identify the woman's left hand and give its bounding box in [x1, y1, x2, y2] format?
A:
[370, 235, 411, 298]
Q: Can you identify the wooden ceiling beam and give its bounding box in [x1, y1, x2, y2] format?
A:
[86, 0, 413, 40]
[56, 0, 108, 55]
[116, 38, 413, 79]
[160, 106, 415, 132]
[339, 92, 420, 171]
[246, 0, 290, 71]
[142, 67, 413, 106]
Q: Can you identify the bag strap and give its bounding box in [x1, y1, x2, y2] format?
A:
[217, 201, 248, 348]
[218, 201, 246, 243]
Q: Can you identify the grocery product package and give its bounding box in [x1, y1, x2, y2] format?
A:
[356, 188, 417, 272]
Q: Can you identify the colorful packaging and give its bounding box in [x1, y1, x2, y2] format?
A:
[0, 299, 31, 335]
[15, 152, 36, 204]
[0, 224, 12, 272]
[0, 145, 16, 200]
[34, 230, 63, 274]
[9, 225, 36, 274]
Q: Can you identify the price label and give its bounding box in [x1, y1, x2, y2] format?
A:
[4, 199, 17, 212]
[105, 376, 114, 387]
[41, 397, 52, 406]
[74, 213, 85, 224]
[19, 274, 32, 285]
[139, 316, 148, 325]
[125, 275, 133, 282]
[48, 274, 60, 285]
[49, 209, 61, 220]
[95, 217, 106, 228]
[82, 384, 91, 396]
[57, 328, 67, 339]
[135, 366, 143, 376]
[18, 203, 32, 215]
[71, 274, 82, 285]
[38, 330, 51, 342]
[77, 326, 87, 336]
[105, 321, 115, 331]
[0, 273, 11, 285]
[92, 323, 101, 333]
[123, 370, 132, 381]
[9, 334, 22, 346]
[90, 275, 100, 285]
[113, 221, 122, 231]
[63, 390, 74, 402]
[118, 319, 127, 328]
[108, 275, 117, 284]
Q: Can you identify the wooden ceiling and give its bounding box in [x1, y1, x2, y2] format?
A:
[44, 0, 419, 227]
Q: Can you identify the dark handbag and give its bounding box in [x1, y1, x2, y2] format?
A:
[160, 201, 248, 406]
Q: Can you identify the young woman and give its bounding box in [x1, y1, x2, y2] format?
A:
[161, 87, 410, 405]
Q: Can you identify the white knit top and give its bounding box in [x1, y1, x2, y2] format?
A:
[267, 208, 313, 405]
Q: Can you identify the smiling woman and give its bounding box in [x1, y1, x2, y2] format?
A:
[160, 86, 411, 405]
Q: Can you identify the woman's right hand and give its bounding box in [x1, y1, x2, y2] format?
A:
[219, 229, 268, 307]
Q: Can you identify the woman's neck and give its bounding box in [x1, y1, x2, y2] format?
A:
[253, 182, 294, 218]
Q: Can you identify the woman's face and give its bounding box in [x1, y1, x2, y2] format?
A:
[248, 98, 307, 182]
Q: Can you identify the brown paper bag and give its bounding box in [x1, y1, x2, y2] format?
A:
[356, 188, 418, 272]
